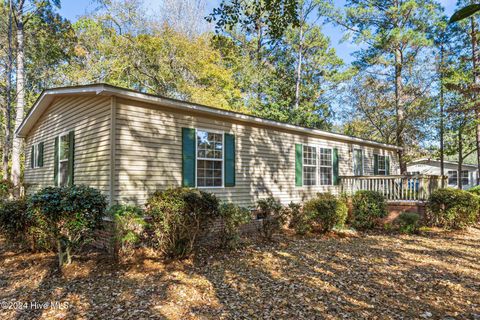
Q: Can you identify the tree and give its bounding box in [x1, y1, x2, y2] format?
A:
[331, 0, 444, 172]
[10, 0, 61, 191]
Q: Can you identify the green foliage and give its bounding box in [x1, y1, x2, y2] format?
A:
[108, 205, 146, 259]
[0, 199, 30, 243]
[218, 202, 251, 249]
[29, 185, 108, 267]
[351, 191, 388, 230]
[256, 196, 286, 241]
[146, 188, 219, 258]
[0, 180, 13, 200]
[426, 188, 479, 230]
[398, 212, 421, 234]
[467, 185, 480, 196]
[286, 202, 311, 235]
[304, 193, 348, 233]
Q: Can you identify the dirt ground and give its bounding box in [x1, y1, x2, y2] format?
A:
[0, 227, 479, 320]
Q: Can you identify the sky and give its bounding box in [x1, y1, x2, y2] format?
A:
[58, 0, 458, 65]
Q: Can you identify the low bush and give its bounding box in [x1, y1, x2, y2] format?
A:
[218, 202, 251, 249]
[426, 188, 479, 229]
[29, 185, 108, 267]
[351, 190, 387, 230]
[467, 185, 480, 196]
[146, 188, 219, 258]
[286, 202, 311, 235]
[256, 196, 286, 240]
[398, 212, 420, 234]
[304, 193, 348, 233]
[108, 205, 146, 259]
[0, 199, 30, 243]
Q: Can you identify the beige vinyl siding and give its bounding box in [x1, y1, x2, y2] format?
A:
[24, 95, 112, 195]
[114, 98, 399, 206]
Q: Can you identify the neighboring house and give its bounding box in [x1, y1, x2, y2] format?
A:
[16, 84, 401, 207]
[407, 158, 479, 189]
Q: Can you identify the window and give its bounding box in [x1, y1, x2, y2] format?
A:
[196, 130, 223, 187]
[377, 155, 387, 175]
[303, 145, 317, 186]
[447, 170, 457, 186]
[58, 133, 70, 187]
[461, 170, 469, 186]
[32, 143, 41, 168]
[353, 149, 363, 176]
[319, 148, 333, 185]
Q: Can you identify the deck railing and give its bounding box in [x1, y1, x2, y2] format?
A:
[339, 175, 446, 201]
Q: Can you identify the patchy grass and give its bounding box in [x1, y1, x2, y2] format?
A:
[1, 227, 479, 319]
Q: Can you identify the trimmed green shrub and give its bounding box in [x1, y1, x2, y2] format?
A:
[0, 199, 30, 243]
[304, 193, 348, 233]
[467, 185, 480, 196]
[427, 188, 479, 229]
[218, 202, 251, 249]
[146, 188, 219, 258]
[256, 196, 286, 240]
[398, 212, 420, 234]
[351, 190, 387, 230]
[29, 185, 108, 267]
[108, 205, 146, 259]
[286, 202, 311, 235]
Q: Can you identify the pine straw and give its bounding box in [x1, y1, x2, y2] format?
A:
[0, 227, 479, 320]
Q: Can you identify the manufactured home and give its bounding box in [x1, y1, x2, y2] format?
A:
[16, 84, 401, 206]
[407, 158, 478, 189]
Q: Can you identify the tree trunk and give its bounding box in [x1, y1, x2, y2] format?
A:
[471, 17, 480, 185]
[3, 0, 14, 181]
[458, 127, 463, 190]
[439, 44, 445, 187]
[394, 47, 405, 173]
[294, 8, 304, 109]
[11, 4, 25, 190]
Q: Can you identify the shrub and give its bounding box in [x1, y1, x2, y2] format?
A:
[218, 202, 251, 249]
[0, 199, 30, 243]
[351, 190, 387, 230]
[108, 205, 146, 259]
[145, 188, 219, 258]
[286, 202, 311, 235]
[256, 196, 286, 240]
[426, 188, 479, 229]
[0, 180, 14, 200]
[29, 185, 108, 267]
[398, 212, 420, 234]
[468, 185, 480, 196]
[304, 193, 348, 233]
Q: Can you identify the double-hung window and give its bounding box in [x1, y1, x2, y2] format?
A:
[353, 148, 363, 176]
[31, 143, 43, 169]
[303, 145, 317, 186]
[58, 133, 71, 187]
[447, 170, 457, 186]
[196, 130, 223, 187]
[377, 155, 387, 175]
[319, 148, 333, 185]
[461, 170, 469, 186]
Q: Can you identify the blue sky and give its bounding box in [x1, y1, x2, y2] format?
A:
[59, 0, 458, 65]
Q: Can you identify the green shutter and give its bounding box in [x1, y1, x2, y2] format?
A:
[67, 131, 75, 186]
[386, 156, 390, 175]
[182, 128, 196, 187]
[333, 148, 339, 185]
[373, 154, 379, 175]
[54, 137, 59, 185]
[224, 133, 235, 187]
[295, 144, 303, 186]
[30, 145, 34, 168]
[38, 142, 44, 168]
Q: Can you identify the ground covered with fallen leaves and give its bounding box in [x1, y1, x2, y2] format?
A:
[1, 227, 479, 320]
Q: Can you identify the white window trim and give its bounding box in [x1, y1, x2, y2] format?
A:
[32, 143, 40, 169]
[461, 170, 469, 186]
[318, 146, 334, 186]
[195, 128, 225, 189]
[352, 148, 364, 176]
[447, 170, 457, 186]
[57, 132, 70, 186]
[302, 144, 318, 186]
[375, 154, 388, 176]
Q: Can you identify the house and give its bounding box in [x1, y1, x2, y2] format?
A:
[407, 158, 478, 189]
[16, 84, 401, 207]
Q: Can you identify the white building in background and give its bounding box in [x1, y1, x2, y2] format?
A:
[407, 158, 479, 189]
